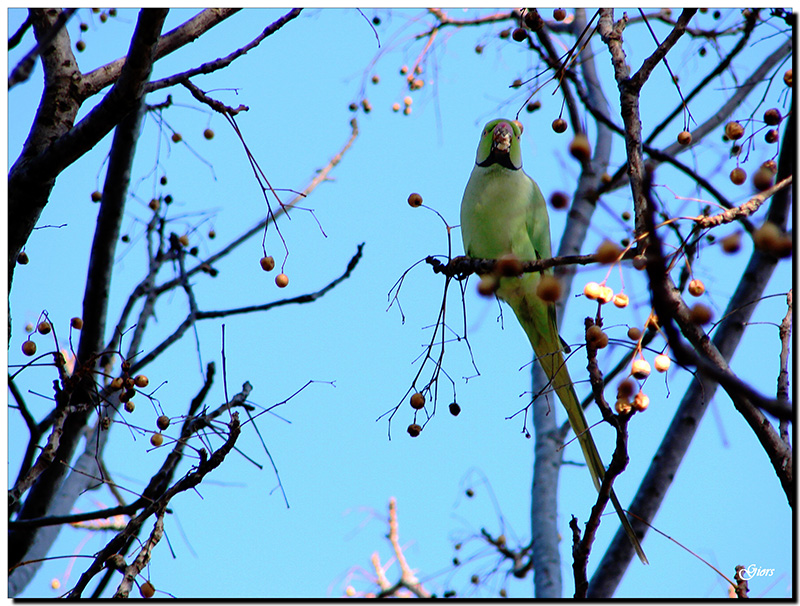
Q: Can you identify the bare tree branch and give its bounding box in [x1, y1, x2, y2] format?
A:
[8, 8, 76, 88]
[80, 9, 242, 96]
[147, 8, 303, 93]
[63, 413, 242, 597]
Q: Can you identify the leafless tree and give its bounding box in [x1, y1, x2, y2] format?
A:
[8, 8, 363, 597]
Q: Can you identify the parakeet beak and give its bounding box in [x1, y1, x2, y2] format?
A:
[492, 121, 513, 155]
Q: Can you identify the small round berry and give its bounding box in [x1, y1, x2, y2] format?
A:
[583, 281, 602, 300]
[160, 176, 168, 186]
[407, 192, 423, 207]
[764, 108, 782, 125]
[752, 165, 774, 191]
[632, 255, 647, 270]
[568, 134, 592, 162]
[178, 234, 190, 247]
[553, 8, 567, 20]
[784, 68, 792, 87]
[477, 274, 499, 297]
[496, 254, 523, 277]
[80, 22, 88, 31]
[134, 375, 149, 388]
[400, 65, 409, 75]
[466, 488, 475, 497]
[91, 190, 102, 202]
[586, 325, 609, 349]
[724, 121, 744, 140]
[761, 159, 778, 173]
[549, 191, 569, 210]
[260, 256, 276, 271]
[70, 317, 83, 330]
[51, 579, 61, 590]
[654, 354, 671, 373]
[688, 279, 705, 297]
[765, 129, 779, 144]
[595, 239, 622, 264]
[348, 102, 357, 112]
[361, 99, 372, 113]
[37, 321, 52, 335]
[124, 400, 135, 413]
[203, 128, 215, 140]
[148, 198, 160, 212]
[110, 377, 124, 390]
[171, 132, 182, 143]
[615, 398, 632, 414]
[17, 251, 29, 265]
[140, 581, 156, 599]
[157, 415, 170, 431]
[524, 9, 543, 30]
[499, 28, 511, 39]
[150, 433, 163, 447]
[617, 378, 636, 399]
[449, 402, 461, 416]
[99, 11, 107, 22]
[526, 100, 541, 113]
[536, 275, 562, 303]
[407, 423, 422, 437]
[475, 44, 484, 54]
[753, 221, 783, 253]
[392, 102, 401, 112]
[371, 74, 380, 84]
[275, 273, 289, 288]
[403, 96, 412, 106]
[76, 40, 86, 52]
[551, 118, 567, 133]
[512, 27, 527, 42]
[597, 286, 614, 305]
[720, 232, 742, 254]
[22, 340, 37, 356]
[627, 327, 642, 342]
[613, 293, 629, 308]
[677, 130, 692, 145]
[633, 391, 650, 411]
[410, 392, 426, 409]
[689, 303, 713, 325]
[163, 194, 173, 204]
[729, 167, 746, 185]
[208, 229, 216, 239]
[403, 106, 412, 116]
[631, 359, 651, 379]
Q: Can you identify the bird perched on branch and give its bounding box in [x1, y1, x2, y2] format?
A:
[460, 118, 647, 565]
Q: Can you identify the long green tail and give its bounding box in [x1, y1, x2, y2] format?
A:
[510, 290, 649, 565]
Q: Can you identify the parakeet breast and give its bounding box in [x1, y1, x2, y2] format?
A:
[460, 164, 539, 262]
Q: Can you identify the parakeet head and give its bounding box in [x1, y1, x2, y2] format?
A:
[475, 119, 524, 170]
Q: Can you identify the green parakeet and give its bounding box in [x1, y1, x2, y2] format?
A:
[460, 118, 648, 565]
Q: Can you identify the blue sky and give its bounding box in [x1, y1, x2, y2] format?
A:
[7, 8, 793, 598]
